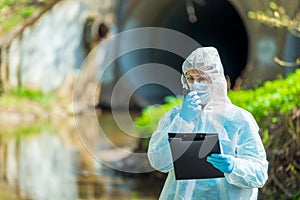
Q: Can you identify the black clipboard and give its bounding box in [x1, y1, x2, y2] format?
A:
[168, 133, 224, 180]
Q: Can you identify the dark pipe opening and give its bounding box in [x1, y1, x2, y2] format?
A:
[150, 0, 249, 87]
[99, 0, 249, 109]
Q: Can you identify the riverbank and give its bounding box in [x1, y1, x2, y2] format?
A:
[0, 107, 162, 200]
[0, 88, 72, 129]
[0, 88, 162, 184]
[0, 88, 149, 170]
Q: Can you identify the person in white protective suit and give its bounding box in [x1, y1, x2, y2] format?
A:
[147, 47, 269, 200]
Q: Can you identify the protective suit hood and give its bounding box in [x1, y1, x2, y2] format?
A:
[181, 47, 231, 105]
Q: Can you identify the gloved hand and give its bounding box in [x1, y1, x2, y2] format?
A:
[207, 154, 234, 173]
[180, 91, 202, 123]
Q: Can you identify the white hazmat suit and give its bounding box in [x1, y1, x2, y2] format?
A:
[147, 47, 268, 200]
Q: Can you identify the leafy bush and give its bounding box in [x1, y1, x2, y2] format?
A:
[134, 96, 182, 137]
[134, 69, 300, 137]
[228, 69, 300, 122]
[258, 110, 300, 199]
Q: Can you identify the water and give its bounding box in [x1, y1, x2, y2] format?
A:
[0, 111, 163, 200]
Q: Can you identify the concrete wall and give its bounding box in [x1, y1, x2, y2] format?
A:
[0, 0, 117, 93]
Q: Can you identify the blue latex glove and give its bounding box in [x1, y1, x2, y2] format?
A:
[207, 154, 234, 173]
[180, 91, 202, 123]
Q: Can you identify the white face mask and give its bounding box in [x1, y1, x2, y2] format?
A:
[190, 81, 210, 104]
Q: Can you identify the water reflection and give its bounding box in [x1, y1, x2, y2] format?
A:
[0, 112, 161, 200]
[18, 133, 78, 199]
[1, 131, 79, 200]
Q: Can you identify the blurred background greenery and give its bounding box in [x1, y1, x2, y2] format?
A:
[0, 0, 48, 34]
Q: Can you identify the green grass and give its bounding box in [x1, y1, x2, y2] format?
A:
[0, 122, 54, 137]
[0, 87, 58, 110]
[0, 87, 58, 137]
[0, 0, 46, 35]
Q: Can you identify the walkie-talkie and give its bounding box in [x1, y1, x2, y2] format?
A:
[182, 73, 192, 97]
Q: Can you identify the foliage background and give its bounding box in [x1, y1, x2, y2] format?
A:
[0, 0, 49, 35]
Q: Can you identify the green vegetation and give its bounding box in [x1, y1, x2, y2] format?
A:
[0, 122, 54, 137]
[0, 87, 58, 110]
[134, 69, 300, 137]
[0, 87, 63, 137]
[247, 1, 300, 67]
[228, 69, 300, 122]
[246, 2, 300, 196]
[134, 96, 182, 137]
[248, 1, 300, 38]
[0, 0, 47, 35]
